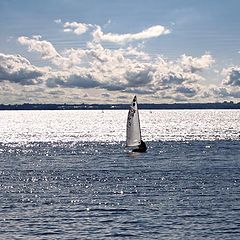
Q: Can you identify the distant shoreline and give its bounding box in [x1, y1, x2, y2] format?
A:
[0, 102, 240, 110]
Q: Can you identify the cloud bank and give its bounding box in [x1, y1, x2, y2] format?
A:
[1, 20, 239, 103]
[16, 34, 214, 101]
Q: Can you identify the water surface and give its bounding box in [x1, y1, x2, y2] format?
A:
[0, 110, 239, 239]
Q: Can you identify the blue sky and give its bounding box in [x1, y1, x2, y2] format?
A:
[0, 0, 240, 104]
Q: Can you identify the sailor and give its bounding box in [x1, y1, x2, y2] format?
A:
[132, 140, 147, 152]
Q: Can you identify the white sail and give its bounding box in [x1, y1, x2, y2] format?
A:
[126, 96, 141, 147]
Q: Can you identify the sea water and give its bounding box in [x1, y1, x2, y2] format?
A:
[0, 110, 239, 239]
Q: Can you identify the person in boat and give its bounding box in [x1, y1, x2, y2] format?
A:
[132, 140, 147, 152]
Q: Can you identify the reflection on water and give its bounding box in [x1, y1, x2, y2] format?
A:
[0, 110, 240, 239]
[0, 110, 239, 143]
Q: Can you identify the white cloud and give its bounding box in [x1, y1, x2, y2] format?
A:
[18, 36, 60, 60]
[63, 21, 91, 35]
[18, 36, 80, 69]
[206, 66, 240, 100]
[54, 19, 62, 24]
[92, 25, 170, 44]
[59, 21, 170, 44]
[180, 53, 215, 73]
[63, 28, 72, 33]
[0, 53, 44, 85]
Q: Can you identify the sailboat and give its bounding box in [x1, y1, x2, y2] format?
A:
[126, 96, 147, 152]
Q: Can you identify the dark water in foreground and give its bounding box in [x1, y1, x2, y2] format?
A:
[1, 140, 240, 240]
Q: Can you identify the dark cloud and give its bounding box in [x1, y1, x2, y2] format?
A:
[46, 74, 100, 89]
[212, 87, 240, 98]
[160, 73, 185, 85]
[0, 53, 43, 85]
[212, 87, 229, 97]
[125, 69, 153, 87]
[101, 93, 110, 98]
[101, 82, 126, 91]
[117, 95, 128, 99]
[46, 71, 129, 92]
[0, 70, 43, 85]
[223, 68, 240, 86]
[124, 87, 156, 95]
[175, 85, 198, 98]
[47, 90, 65, 95]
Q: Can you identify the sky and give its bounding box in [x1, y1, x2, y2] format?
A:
[0, 0, 240, 104]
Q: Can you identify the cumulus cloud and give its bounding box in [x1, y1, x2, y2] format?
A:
[206, 66, 240, 99]
[46, 71, 101, 89]
[18, 36, 60, 60]
[222, 66, 240, 86]
[39, 45, 213, 102]
[92, 25, 170, 44]
[208, 87, 240, 99]
[16, 32, 215, 101]
[8, 20, 224, 102]
[63, 21, 91, 35]
[0, 53, 43, 85]
[18, 36, 81, 69]
[175, 85, 199, 98]
[125, 68, 154, 87]
[180, 53, 215, 73]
